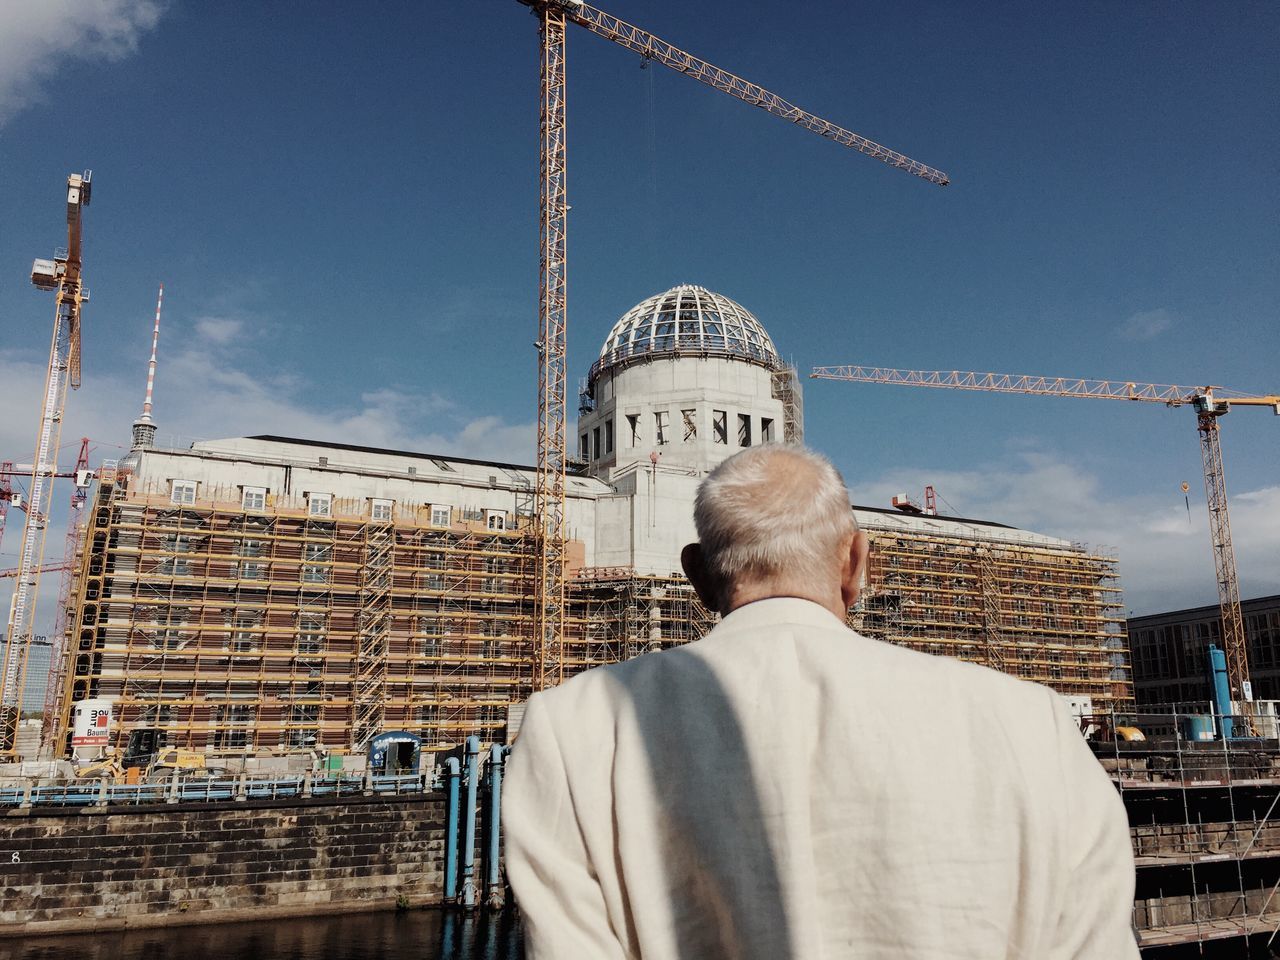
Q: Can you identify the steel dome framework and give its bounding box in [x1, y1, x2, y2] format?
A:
[589, 285, 782, 393]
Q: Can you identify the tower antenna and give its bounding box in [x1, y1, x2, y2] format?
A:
[131, 283, 163, 450]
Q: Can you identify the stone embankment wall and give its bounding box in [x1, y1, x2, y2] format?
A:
[0, 792, 446, 936]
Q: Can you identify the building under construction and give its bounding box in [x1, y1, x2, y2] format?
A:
[47, 285, 1129, 757]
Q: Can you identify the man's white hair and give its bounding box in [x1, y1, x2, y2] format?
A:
[694, 444, 855, 603]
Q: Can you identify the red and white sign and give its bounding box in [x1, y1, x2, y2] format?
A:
[71, 698, 113, 747]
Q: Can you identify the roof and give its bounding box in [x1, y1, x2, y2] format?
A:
[590, 285, 782, 390]
[245, 435, 548, 475]
[178, 435, 610, 493]
[1128, 594, 1280, 625]
[852, 501, 1016, 531]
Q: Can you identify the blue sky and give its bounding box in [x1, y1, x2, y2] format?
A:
[0, 0, 1277, 618]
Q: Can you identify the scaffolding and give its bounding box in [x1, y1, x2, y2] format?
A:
[852, 529, 1130, 709]
[770, 366, 804, 445]
[51, 470, 1131, 756]
[1094, 707, 1280, 954]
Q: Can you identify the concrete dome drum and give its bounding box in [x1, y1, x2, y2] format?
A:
[592, 284, 781, 385]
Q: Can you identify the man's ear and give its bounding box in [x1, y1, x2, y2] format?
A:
[840, 529, 870, 610]
[681, 543, 721, 614]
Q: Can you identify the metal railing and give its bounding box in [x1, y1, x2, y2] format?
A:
[0, 770, 438, 809]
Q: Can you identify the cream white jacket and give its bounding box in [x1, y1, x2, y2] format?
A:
[503, 597, 1138, 959]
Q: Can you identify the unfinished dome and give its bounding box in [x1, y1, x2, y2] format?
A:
[593, 285, 781, 382]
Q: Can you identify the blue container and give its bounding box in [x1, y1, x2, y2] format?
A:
[1180, 714, 1216, 742]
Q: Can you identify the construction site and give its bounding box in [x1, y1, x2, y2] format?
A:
[1, 1, 1277, 956]
[40, 423, 1127, 758]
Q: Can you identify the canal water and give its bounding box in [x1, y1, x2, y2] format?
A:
[0, 909, 523, 960]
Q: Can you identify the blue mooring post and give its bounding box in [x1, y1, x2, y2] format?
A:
[461, 735, 481, 910]
[485, 744, 507, 910]
[1208, 643, 1235, 740]
[444, 757, 461, 903]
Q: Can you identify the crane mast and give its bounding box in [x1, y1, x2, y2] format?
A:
[0, 171, 91, 758]
[1196, 400, 1249, 705]
[39, 437, 93, 755]
[0, 463, 12, 555]
[533, 3, 570, 690]
[521, 0, 948, 690]
[811, 363, 1279, 712]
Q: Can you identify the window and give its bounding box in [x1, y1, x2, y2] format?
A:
[580, 433, 590, 458]
[682, 409, 697, 441]
[592, 427, 601, 460]
[429, 459, 455, 472]
[303, 542, 331, 583]
[486, 510, 507, 531]
[423, 551, 445, 590]
[158, 535, 192, 577]
[712, 410, 728, 445]
[737, 414, 752, 447]
[212, 705, 255, 750]
[308, 493, 332, 517]
[236, 538, 265, 579]
[297, 613, 326, 654]
[626, 414, 640, 446]
[149, 628, 186, 652]
[371, 499, 393, 522]
[654, 411, 669, 446]
[242, 486, 267, 511]
[286, 705, 320, 748]
[761, 418, 775, 443]
[604, 419, 614, 455]
[170, 480, 197, 505]
[232, 614, 260, 653]
[419, 617, 443, 657]
[419, 704, 441, 731]
[431, 505, 451, 527]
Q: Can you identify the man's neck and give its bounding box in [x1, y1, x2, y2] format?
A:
[724, 580, 846, 620]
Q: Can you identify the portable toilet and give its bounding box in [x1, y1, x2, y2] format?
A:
[367, 731, 422, 775]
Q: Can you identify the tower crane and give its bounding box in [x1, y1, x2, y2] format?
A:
[517, 0, 949, 691]
[810, 363, 1280, 714]
[0, 563, 70, 580]
[0, 171, 91, 758]
[0, 462, 13, 555]
[41, 437, 94, 754]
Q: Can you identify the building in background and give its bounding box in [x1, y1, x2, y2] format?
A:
[0, 639, 51, 714]
[47, 285, 1131, 757]
[1129, 595, 1280, 707]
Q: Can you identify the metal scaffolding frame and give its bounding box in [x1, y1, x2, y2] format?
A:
[852, 529, 1130, 709]
[1096, 708, 1280, 952]
[51, 473, 1132, 755]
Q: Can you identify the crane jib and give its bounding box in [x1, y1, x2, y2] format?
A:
[563, 1, 950, 186]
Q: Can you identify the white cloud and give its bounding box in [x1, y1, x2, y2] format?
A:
[852, 455, 1280, 617]
[1119, 308, 1174, 342]
[0, 0, 165, 126]
[0, 324, 533, 635]
[193, 316, 244, 345]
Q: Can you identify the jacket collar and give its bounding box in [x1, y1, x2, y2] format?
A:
[714, 596, 848, 633]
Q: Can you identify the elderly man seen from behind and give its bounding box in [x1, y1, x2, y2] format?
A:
[503, 443, 1138, 960]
